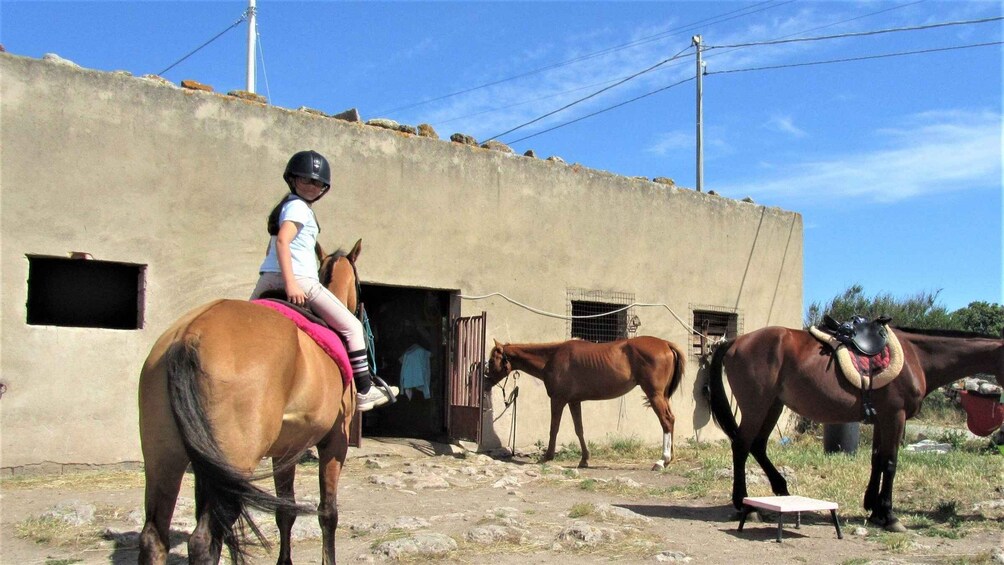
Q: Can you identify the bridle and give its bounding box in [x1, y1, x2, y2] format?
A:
[320, 251, 363, 319]
[346, 257, 363, 319]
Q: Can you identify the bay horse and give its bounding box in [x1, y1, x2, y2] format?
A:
[708, 325, 1003, 532]
[137, 239, 364, 565]
[486, 336, 686, 469]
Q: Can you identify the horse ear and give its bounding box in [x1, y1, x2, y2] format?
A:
[493, 338, 502, 349]
[348, 239, 362, 263]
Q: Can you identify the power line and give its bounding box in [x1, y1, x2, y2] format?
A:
[706, 40, 1003, 75]
[157, 10, 249, 76]
[256, 24, 271, 102]
[706, 16, 1004, 50]
[485, 44, 694, 142]
[433, 0, 923, 131]
[375, 0, 793, 116]
[486, 10, 999, 147]
[504, 77, 694, 145]
[779, 0, 926, 39]
[436, 78, 619, 126]
[495, 37, 1000, 147]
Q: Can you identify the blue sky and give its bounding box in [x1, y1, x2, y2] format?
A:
[3, 1, 1001, 314]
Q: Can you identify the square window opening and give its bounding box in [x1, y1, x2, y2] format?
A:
[27, 255, 146, 329]
[567, 289, 634, 343]
[692, 306, 741, 357]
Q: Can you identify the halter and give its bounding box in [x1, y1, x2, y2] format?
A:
[489, 345, 519, 411]
[489, 346, 520, 453]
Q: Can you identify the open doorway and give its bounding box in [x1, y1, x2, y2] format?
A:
[359, 284, 451, 440]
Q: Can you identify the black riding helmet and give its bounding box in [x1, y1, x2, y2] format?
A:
[283, 150, 331, 192]
[267, 150, 329, 235]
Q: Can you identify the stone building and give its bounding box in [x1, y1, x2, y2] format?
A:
[0, 53, 802, 472]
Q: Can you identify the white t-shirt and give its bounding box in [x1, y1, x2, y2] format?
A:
[258, 198, 320, 279]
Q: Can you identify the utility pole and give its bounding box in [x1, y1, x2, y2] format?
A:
[693, 35, 704, 193]
[246, 0, 257, 93]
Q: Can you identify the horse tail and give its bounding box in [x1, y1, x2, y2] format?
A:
[166, 334, 305, 564]
[708, 339, 739, 440]
[664, 341, 687, 400]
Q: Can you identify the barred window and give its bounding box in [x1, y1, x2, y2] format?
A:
[691, 306, 741, 357]
[567, 289, 635, 343]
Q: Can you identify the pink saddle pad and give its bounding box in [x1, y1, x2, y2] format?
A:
[251, 299, 352, 384]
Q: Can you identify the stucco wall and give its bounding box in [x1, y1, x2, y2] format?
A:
[0, 53, 802, 470]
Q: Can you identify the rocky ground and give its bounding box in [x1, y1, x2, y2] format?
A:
[2, 437, 1002, 564]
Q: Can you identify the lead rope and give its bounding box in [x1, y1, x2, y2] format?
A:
[492, 372, 521, 453]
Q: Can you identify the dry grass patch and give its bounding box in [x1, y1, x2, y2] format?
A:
[2, 470, 145, 491]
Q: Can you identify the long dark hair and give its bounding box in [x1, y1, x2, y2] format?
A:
[266, 193, 321, 236]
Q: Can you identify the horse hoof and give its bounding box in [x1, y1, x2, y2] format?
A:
[577, 461, 589, 469]
[884, 519, 907, 533]
[651, 461, 665, 471]
[867, 515, 907, 533]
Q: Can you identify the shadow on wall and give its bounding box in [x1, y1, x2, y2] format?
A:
[690, 355, 713, 441]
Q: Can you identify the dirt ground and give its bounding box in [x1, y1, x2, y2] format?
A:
[2, 437, 1002, 564]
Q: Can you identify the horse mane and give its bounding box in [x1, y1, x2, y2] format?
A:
[893, 326, 999, 340]
[318, 248, 350, 286]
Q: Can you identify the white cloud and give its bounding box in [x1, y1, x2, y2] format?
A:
[767, 115, 807, 138]
[395, 3, 999, 151]
[646, 131, 691, 155]
[407, 4, 908, 141]
[714, 109, 1002, 204]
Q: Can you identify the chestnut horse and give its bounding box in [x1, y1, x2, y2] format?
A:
[708, 326, 1003, 532]
[138, 240, 364, 565]
[486, 336, 686, 469]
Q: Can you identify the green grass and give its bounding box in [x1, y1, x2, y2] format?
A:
[15, 516, 96, 547]
[914, 389, 969, 427]
[553, 435, 659, 462]
[543, 433, 1001, 537]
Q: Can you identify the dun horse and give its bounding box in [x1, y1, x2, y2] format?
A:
[138, 240, 364, 565]
[708, 325, 1003, 531]
[486, 336, 686, 469]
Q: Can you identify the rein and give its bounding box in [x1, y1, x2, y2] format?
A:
[347, 258, 363, 318]
[320, 249, 385, 385]
[319, 250, 363, 318]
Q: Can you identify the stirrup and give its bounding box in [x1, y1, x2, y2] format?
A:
[373, 375, 398, 406]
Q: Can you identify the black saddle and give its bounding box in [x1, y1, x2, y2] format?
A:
[255, 292, 330, 329]
[821, 314, 892, 356]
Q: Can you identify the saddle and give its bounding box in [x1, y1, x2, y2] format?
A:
[256, 291, 331, 328]
[251, 297, 353, 384]
[808, 317, 906, 423]
[821, 314, 892, 356]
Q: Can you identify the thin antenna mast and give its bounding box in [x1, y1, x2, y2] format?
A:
[246, 0, 257, 93]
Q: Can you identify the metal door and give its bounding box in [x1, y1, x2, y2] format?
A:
[448, 312, 486, 443]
